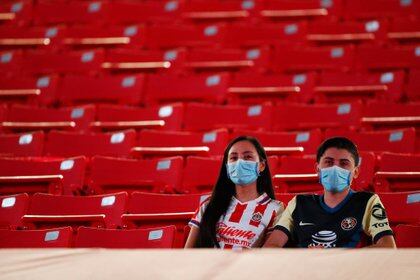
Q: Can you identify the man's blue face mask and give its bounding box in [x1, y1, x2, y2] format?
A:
[319, 165, 352, 193]
[227, 159, 260, 186]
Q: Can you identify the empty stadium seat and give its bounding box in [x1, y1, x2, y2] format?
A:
[343, 0, 420, 20]
[183, 103, 272, 131]
[0, 156, 86, 195]
[273, 102, 362, 131]
[0, 50, 23, 76]
[0, 193, 29, 229]
[325, 128, 416, 154]
[0, 25, 62, 49]
[387, 19, 420, 45]
[395, 224, 420, 248]
[3, 104, 95, 132]
[181, 156, 221, 193]
[23, 192, 128, 229]
[122, 192, 208, 247]
[407, 70, 420, 102]
[183, 0, 254, 22]
[133, 129, 229, 157]
[44, 130, 136, 158]
[374, 153, 420, 192]
[144, 73, 229, 105]
[228, 72, 316, 104]
[0, 131, 44, 157]
[261, 0, 342, 20]
[93, 103, 184, 131]
[356, 46, 420, 71]
[58, 74, 144, 106]
[0, 0, 33, 26]
[74, 225, 177, 249]
[89, 156, 184, 194]
[0, 75, 58, 106]
[0, 227, 73, 248]
[378, 192, 420, 225]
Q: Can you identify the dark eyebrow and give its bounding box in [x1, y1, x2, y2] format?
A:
[243, 151, 255, 154]
[340, 159, 351, 163]
[323, 157, 334, 161]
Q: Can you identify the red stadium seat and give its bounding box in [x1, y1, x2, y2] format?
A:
[228, 72, 316, 104]
[133, 129, 229, 158]
[3, 104, 95, 132]
[144, 73, 229, 105]
[122, 192, 208, 247]
[273, 102, 362, 131]
[0, 1, 33, 26]
[0, 156, 86, 195]
[181, 156, 222, 193]
[275, 193, 296, 205]
[407, 70, 420, 102]
[33, 1, 110, 25]
[74, 225, 177, 248]
[343, 0, 420, 20]
[0, 75, 58, 106]
[0, 193, 29, 229]
[0, 227, 73, 248]
[387, 19, 420, 45]
[89, 156, 184, 194]
[272, 45, 355, 73]
[314, 71, 405, 103]
[93, 103, 184, 131]
[224, 22, 307, 47]
[44, 130, 136, 158]
[183, 0, 255, 22]
[374, 153, 420, 192]
[0, 131, 44, 157]
[23, 49, 104, 75]
[0, 50, 23, 76]
[231, 129, 323, 155]
[144, 24, 226, 49]
[378, 192, 420, 225]
[0, 25, 62, 48]
[395, 224, 420, 248]
[325, 128, 416, 154]
[23, 192, 128, 229]
[58, 74, 144, 106]
[183, 103, 273, 131]
[356, 46, 420, 71]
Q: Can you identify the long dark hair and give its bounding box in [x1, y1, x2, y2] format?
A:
[195, 136, 275, 248]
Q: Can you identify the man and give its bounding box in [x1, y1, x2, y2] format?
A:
[264, 137, 396, 248]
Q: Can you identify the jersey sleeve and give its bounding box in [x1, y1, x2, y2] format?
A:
[273, 196, 297, 239]
[267, 200, 285, 233]
[362, 194, 394, 244]
[188, 200, 209, 228]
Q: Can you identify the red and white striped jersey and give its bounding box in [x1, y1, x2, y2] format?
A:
[189, 193, 283, 250]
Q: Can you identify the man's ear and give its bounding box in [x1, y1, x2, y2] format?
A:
[352, 166, 360, 179]
[314, 162, 320, 173]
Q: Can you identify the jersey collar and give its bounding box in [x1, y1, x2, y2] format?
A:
[232, 192, 270, 205]
[319, 189, 354, 214]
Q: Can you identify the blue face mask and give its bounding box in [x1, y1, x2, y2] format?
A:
[319, 166, 351, 193]
[227, 159, 260, 186]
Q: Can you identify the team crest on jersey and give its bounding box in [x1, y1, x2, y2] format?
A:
[251, 212, 263, 222]
[341, 217, 357, 231]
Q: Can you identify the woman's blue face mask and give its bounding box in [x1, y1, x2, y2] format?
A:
[319, 165, 352, 193]
[227, 159, 260, 186]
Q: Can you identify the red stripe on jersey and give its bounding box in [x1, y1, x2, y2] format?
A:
[249, 204, 269, 227]
[267, 209, 277, 229]
[223, 244, 233, 249]
[228, 203, 247, 223]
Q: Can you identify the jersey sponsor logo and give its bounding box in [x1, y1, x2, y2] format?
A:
[372, 203, 387, 220]
[217, 222, 256, 240]
[309, 230, 337, 248]
[251, 212, 263, 223]
[372, 222, 389, 228]
[299, 221, 315, 226]
[341, 217, 357, 231]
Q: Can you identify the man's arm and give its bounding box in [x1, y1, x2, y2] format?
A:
[263, 229, 289, 248]
[368, 235, 396, 248]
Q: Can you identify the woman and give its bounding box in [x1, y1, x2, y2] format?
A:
[185, 136, 283, 249]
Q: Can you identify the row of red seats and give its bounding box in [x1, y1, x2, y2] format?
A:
[0, 127, 419, 159]
[0, 226, 177, 248]
[0, 69, 419, 105]
[1, 223, 419, 248]
[2, 46, 419, 78]
[0, 191, 419, 247]
[1, 101, 419, 133]
[0, 152, 418, 196]
[1, 19, 420, 49]
[1, 0, 419, 26]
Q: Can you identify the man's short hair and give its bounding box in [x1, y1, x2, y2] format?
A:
[316, 137, 360, 166]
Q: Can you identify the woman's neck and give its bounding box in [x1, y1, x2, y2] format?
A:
[235, 183, 260, 203]
[323, 188, 350, 208]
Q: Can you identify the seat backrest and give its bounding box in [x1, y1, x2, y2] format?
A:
[395, 224, 420, 248]
[0, 193, 29, 229]
[378, 192, 420, 225]
[90, 156, 184, 194]
[74, 225, 176, 248]
[0, 131, 44, 157]
[0, 227, 72, 248]
[28, 192, 128, 229]
[182, 156, 222, 193]
[44, 130, 136, 158]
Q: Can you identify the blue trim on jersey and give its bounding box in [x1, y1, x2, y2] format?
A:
[319, 189, 354, 214]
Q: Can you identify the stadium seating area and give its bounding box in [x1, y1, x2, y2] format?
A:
[0, 0, 419, 248]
